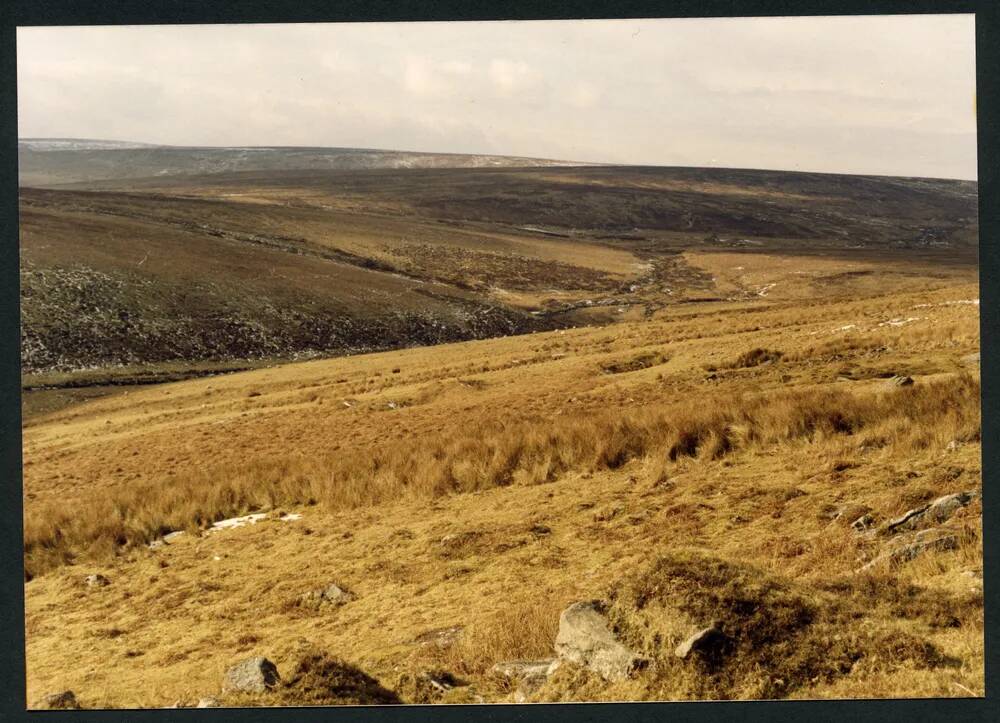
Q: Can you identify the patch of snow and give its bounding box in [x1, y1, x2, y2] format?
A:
[912, 299, 979, 309]
[878, 317, 921, 328]
[207, 513, 268, 533]
[757, 283, 777, 297]
[205, 510, 303, 535]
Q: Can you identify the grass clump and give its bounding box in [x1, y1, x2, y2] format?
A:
[271, 652, 401, 706]
[726, 348, 784, 369]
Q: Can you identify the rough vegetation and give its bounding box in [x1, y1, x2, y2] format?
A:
[20, 154, 981, 707]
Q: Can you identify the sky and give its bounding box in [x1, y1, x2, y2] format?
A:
[17, 15, 978, 179]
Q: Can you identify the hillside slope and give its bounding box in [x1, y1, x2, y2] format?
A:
[19, 165, 978, 379]
[23, 281, 982, 706]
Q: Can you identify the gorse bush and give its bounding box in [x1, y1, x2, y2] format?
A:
[23, 373, 980, 579]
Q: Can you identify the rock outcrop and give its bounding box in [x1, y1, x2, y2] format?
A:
[881, 490, 978, 536]
[222, 657, 281, 694]
[554, 601, 646, 681]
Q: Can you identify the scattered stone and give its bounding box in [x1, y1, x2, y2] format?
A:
[221, 657, 280, 694]
[490, 659, 556, 681]
[851, 514, 876, 534]
[889, 375, 914, 387]
[413, 625, 464, 649]
[881, 490, 979, 536]
[674, 624, 728, 662]
[492, 659, 559, 703]
[593, 504, 624, 523]
[299, 583, 356, 609]
[554, 601, 647, 681]
[33, 691, 79, 709]
[197, 696, 221, 708]
[84, 574, 110, 588]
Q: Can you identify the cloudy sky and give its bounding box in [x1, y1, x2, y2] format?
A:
[17, 15, 977, 179]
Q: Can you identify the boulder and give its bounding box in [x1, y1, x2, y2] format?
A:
[33, 690, 79, 709]
[222, 656, 280, 694]
[554, 601, 646, 681]
[84, 574, 110, 588]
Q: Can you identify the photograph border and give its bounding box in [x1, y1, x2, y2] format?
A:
[0, 1, 996, 721]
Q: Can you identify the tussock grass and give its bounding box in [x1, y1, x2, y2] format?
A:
[23, 373, 980, 580]
[725, 347, 784, 369]
[597, 551, 948, 701]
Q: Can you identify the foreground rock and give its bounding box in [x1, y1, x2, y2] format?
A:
[881, 490, 978, 536]
[84, 574, 110, 588]
[222, 657, 280, 694]
[33, 690, 79, 709]
[554, 601, 647, 681]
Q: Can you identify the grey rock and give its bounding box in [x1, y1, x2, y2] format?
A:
[84, 574, 110, 588]
[419, 672, 456, 695]
[554, 601, 646, 681]
[490, 659, 556, 681]
[299, 583, 355, 609]
[33, 691, 79, 709]
[882, 490, 978, 535]
[221, 656, 280, 694]
[674, 625, 728, 660]
[860, 528, 960, 572]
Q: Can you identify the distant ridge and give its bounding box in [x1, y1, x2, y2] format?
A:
[18, 138, 592, 186]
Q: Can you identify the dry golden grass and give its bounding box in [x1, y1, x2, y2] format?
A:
[24, 371, 979, 580]
[21, 279, 982, 706]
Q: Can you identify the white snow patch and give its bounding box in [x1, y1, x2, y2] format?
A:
[912, 299, 979, 309]
[207, 513, 267, 533]
[878, 317, 921, 328]
[205, 510, 303, 534]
